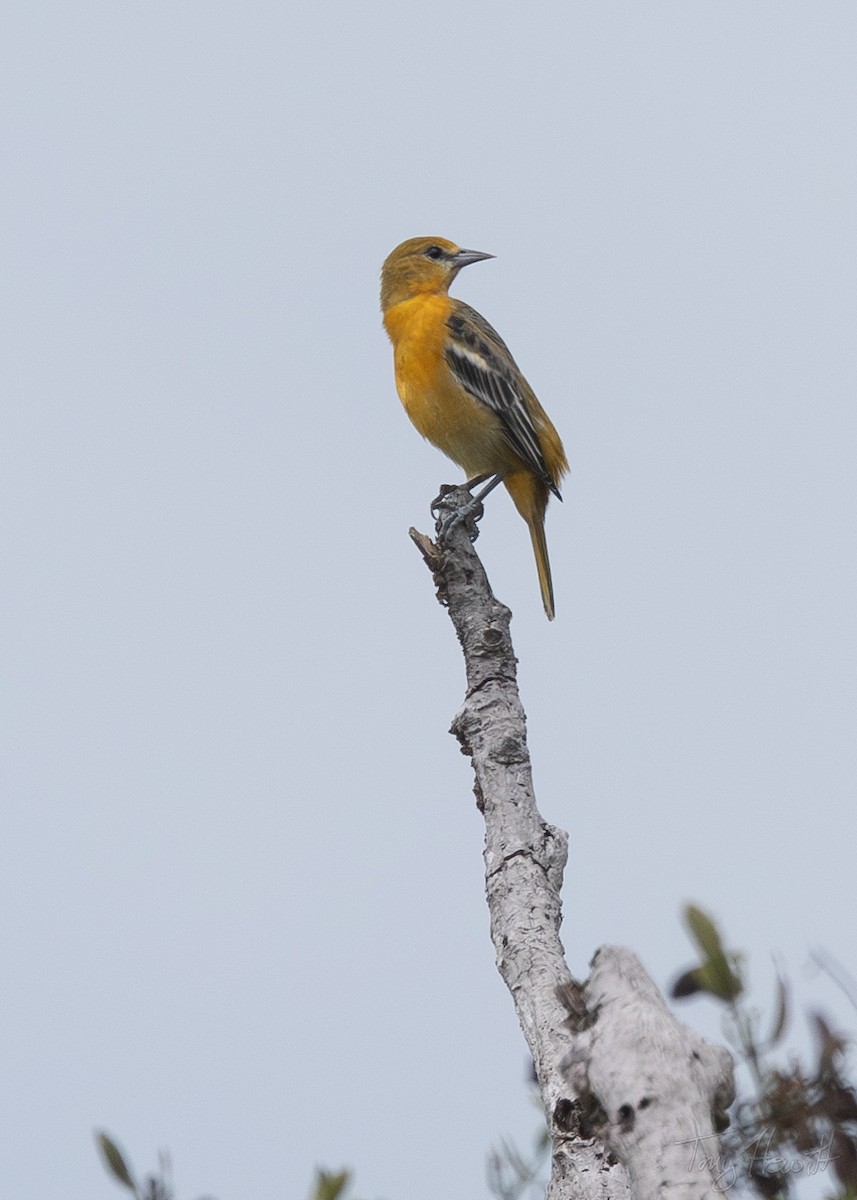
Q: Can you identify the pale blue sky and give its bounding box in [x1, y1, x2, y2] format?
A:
[3, 4, 856, 1198]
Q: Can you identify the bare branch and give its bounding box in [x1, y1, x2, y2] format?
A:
[411, 490, 735, 1200]
[411, 491, 626, 1200]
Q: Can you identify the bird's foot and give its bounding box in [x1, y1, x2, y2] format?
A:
[432, 475, 502, 543]
[430, 483, 460, 515]
[436, 494, 484, 544]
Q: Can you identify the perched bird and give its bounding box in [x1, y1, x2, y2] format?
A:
[380, 236, 568, 619]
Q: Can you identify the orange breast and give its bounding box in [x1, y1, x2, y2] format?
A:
[384, 294, 519, 478]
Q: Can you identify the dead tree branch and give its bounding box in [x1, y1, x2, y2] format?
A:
[410, 487, 734, 1200]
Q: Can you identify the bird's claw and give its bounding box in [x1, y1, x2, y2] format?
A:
[430, 483, 459, 515]
[437, 496, 484, 544]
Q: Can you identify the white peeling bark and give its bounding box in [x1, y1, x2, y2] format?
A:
[561, 947, 735, 1200]
[410, 489, 734, 1200]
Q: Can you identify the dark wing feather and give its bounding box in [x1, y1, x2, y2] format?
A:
[445, 303, 556, 492]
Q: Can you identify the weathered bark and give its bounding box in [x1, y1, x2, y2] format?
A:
[560, 948, 735, 1200]
[410, 488, 734, 1200]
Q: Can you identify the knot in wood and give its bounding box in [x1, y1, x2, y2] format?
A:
[491, 734, 526, 764]
[479, 625, 504, 652]
[553, 1097, 582, 1135]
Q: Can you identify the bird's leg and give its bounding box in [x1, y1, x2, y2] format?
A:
[469, 473, 504, 505]
[463, 472, 495, 491]
[436, 473, 504, 543]
[431, 473, 496, 514]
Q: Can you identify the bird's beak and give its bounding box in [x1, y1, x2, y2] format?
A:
[452, 248, 495, 269]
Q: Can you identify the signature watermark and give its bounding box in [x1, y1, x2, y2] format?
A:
[675, 1130, 837, 1191]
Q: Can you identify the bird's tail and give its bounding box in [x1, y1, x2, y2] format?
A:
[504, 472, 556, 620]
[528, 512, 555, 621]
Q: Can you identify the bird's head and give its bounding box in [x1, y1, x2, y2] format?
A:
[380, 237, 494, 312]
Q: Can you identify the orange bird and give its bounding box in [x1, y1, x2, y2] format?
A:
[381, 236, 568, 619]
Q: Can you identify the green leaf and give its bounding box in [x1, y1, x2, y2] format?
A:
[694, 960, 743, 1002]
[685, 905, 726, 963]
[671, 968, 705, 999]
[95, 1131, 138, 1193]
[313, 1168, 351, 1200]
[682, 905, 743, 1001]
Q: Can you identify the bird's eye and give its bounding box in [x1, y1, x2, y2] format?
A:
[424, 245, 444, 260]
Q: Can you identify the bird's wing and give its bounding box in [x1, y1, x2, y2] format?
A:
[445, 302, 558, 494]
